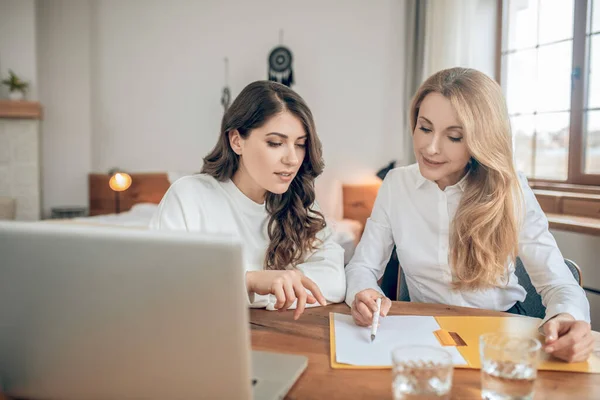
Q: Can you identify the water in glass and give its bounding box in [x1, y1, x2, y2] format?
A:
[481, 360, 536, 400]
[479, 333, 540, 400]
[391, 346, 453, 400]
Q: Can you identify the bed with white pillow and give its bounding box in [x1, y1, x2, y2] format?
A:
[72, 202, 157, 228]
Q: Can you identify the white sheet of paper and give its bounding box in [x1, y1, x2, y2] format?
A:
[333, 313, 467, 366]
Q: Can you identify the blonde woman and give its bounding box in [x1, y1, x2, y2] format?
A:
[346, 68, 592, 363]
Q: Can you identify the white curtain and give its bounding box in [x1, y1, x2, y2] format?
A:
[422, 0, 479, 78]
[402, 0, 427, 165]
[401, 0, 495, 165]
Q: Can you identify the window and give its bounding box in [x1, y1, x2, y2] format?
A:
[501, 0, 600, 185]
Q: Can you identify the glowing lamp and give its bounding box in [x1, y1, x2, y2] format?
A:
[108, 169, 132, 213]
[109, 172, 132, 192]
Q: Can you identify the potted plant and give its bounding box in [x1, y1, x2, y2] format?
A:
[1, 70, 29, 101]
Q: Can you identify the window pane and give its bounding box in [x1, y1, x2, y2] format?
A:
[593, 0, 600, 33]
[506, 0, 538, 50]
[539, 0, 574, 45]
[589, 35, 600, 108]
[512, 115, 535, 176]
[534, 112, 570, 180]
[585, 111, 600, 173]
[506, 50, 537, 114]
[537, 41, 573, 112]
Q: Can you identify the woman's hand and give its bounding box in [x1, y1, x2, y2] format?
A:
[350, 289, 392, 326]
[246, 270, 327, 319]
[542, 313, 594, 363]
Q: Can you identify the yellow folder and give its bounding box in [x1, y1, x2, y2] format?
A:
[329, 313, 600, 373]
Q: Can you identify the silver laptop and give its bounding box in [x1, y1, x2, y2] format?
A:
[0, 222, 307, 400]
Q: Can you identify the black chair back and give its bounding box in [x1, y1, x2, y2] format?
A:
[382, 255, 582, 319]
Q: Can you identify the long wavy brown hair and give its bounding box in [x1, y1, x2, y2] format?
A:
[410, 68, 523, 290]
[202, 81, 326, 270]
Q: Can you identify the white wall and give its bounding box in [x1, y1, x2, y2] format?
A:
[90, 0, 405, 182]
[36, 0, 93, 215]
[551, 230, 600, 330]
[35, 0, 406, 213]
[0, 0, 37, 99]
[34, 0, 498, 214]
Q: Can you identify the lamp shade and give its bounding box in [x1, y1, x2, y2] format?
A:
[109, 172, 132, 192]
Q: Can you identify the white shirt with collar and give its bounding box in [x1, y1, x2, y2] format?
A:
[345, 163, 590, 323]
[149, 174, 346, 309]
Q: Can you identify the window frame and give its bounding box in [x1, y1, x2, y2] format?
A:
[499, 0, 600, 187]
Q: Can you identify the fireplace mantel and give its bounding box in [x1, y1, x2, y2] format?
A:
[0, 100, 42, 119]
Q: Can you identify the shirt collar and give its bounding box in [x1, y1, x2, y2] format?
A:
[415, 169, 428, 189]
[414, 165, 470, 192]
[454, 171, 470, 192]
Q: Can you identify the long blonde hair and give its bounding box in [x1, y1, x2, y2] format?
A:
[410, 67, 523, 290]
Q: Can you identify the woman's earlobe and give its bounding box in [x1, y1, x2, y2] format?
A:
[228, 130, 243, 155]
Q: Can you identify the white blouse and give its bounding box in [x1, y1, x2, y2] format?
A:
[345, 164, 590, 323]
[149, 174, 346, 309]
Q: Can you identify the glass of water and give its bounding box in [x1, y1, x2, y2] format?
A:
[391, 345, 453, 400]
[479, 333, 541, 400]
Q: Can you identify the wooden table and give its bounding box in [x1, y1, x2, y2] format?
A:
[251, 302, 600, 399]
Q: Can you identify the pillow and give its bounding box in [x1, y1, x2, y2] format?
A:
[314, 175, 343, 221]
[129, 203, 159, 216]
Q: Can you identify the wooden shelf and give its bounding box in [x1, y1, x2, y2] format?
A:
[546, 213, 600, 236]
[532, 189, 600, 235]
[0, 100, 42, 119]
[533, 189, 600, 219]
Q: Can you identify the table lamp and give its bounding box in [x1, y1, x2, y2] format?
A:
[108, 169, 132, 214]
